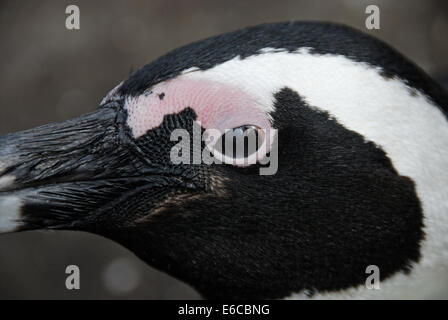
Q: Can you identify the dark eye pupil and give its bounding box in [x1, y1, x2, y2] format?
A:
[214, 125, 262, 159]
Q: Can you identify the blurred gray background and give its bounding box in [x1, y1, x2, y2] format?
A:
[0, 0, 447, 299]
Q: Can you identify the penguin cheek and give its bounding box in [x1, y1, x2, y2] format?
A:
[124, 78, 274, 166]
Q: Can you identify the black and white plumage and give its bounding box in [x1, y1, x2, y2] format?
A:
[0, 22, 447, 299]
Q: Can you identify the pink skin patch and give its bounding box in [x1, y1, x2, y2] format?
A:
[124, 78, 274, 166]
[124, 78, 271, 138]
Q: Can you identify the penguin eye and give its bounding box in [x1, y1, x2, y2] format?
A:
[206, 125, 266, 166]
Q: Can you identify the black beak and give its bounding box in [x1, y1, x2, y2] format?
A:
[0, 103, 177, 233]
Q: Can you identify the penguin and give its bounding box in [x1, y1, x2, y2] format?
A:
[0, 22, 447, 299]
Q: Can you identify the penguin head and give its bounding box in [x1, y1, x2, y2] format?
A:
[1, 22, 447, 299]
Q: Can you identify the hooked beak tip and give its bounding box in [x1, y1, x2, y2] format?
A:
[0, 173, 23, 233]
[0, 195, 24, 233]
